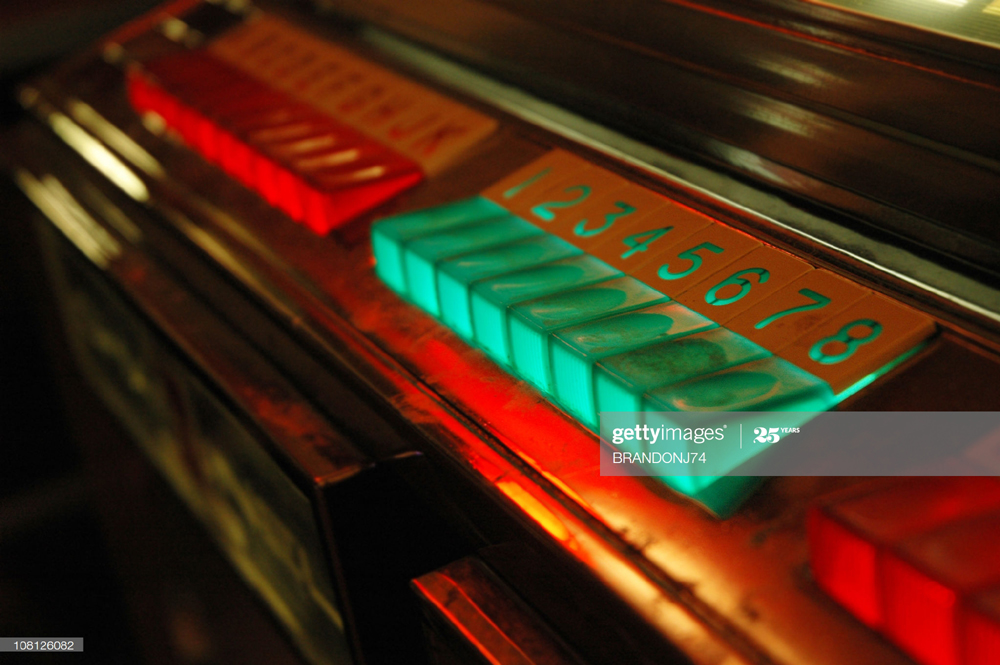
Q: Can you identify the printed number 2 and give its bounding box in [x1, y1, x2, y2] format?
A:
[657, 242, 723, 281]
[530, 185, 592, 221]
[809, 319, 882, 364]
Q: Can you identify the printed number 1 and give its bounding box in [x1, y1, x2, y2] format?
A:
[754, 288, 831, 330]
[502, 167, 551, 200]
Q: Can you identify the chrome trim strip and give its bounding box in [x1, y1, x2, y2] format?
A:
[362, 27, 1000, 325]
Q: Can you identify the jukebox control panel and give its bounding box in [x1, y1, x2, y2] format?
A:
[19, 1, 1000, 665]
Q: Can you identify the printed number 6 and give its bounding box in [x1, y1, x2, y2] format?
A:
[808, 319, 883, 364]
[705, 268, 769, 306]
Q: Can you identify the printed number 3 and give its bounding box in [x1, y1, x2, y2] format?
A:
[575, 202, 636, 237]
[657, 242, 723, 280]
[808, 319, 882, 364]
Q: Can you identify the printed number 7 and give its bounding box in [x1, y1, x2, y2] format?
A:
[754, 288, 831, 330]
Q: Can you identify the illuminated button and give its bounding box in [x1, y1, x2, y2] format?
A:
[402, 216, 543, 315]
[508, 277, 666, 392]
[266, 140, 387, 217]
[779, 293, 936, 394]
[883, 510, 1000, 665]
[299, 153, 424, 234]
[372, 197, 508, 294]
[640, 358, 833, 500]
[726, 270, 870, 353]
[965, 588, 1000, 665]
[808, 478, 1000, 630]
[481, 150, 593, 213]
[550, 302, 715, 426]
[469, 256, 622, 365]
[676, 246, 813, 324]
[630, 223, 760, 297]
[516, 168, 629, 234]
[588, 201, 713, 273]
[437, 235, 582, 339]
[593, 328, 769, 415]
[554, 184, 672, 252]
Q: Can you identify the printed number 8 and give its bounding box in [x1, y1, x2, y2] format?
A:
[808, 319, 883, 365]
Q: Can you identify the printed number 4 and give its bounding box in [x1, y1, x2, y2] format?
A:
[620, 227, 672, 259]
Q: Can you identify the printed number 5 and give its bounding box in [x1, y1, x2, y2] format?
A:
[657, 242, 723, 280]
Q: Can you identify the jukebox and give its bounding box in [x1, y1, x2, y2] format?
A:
[5, 0, 1000, 663]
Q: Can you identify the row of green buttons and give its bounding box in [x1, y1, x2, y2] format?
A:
[372, 196, 836, 515]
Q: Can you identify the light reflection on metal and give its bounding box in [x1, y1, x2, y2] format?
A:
[15, 169, 120, 268]
[496, 479, 575, 548]
[756, 56, 846, 88]
[68, 100, 165, 180]
[48, 112, 150, 202]
[363, 28, 1000, 324]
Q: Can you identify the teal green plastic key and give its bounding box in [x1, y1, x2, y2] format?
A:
[508, 277, 667, 393]
[403, 216, 543, 315]
[437, 235, 582, 339]
[640, 356, 835, 514]
[372, 196, 508, 294]
[593, 328, 770, 415]
[550, 302, 717, 427]
[470, 255, 622, 365]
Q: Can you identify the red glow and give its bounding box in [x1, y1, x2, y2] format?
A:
[882, 553, 959, 665]
[807, 507, 881, 627]
[126, 50, 424, 233]
[963, 590, 1000, 665]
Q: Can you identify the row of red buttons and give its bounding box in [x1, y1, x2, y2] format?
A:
[126, 49, 423, 233]
[809, 477, 1000, 665]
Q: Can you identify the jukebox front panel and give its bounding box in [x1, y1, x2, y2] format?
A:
[8, 1, 1000, 664]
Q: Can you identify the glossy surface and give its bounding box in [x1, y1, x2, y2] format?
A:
[780, 293, 938, 393]
[677, 245, 813, 324]
[550, 302, 715, 425]
[508, 276, 666, 390]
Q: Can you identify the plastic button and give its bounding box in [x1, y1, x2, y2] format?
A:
[508, 277, 667, 392]
[550, 302, 715, 426]
[469, 255, 622, 365]
[593, 328, 769, 415]
[779, 293, 936, 394]
[372, 197, 509, 294]
[437, 235, 582, 339]
[402, 216, 543, 315]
